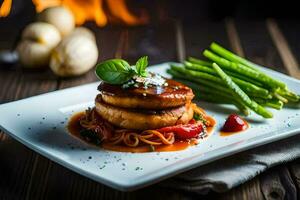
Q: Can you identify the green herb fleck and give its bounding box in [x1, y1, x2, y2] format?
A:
[193, 113, 207, 124]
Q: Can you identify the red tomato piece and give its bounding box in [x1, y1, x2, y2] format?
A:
[157, 121, 203, 140]
[222, 114, 247, 132]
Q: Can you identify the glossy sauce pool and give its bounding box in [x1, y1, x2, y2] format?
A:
[67, 112, 214, 153]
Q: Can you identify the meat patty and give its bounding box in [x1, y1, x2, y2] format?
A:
[95, 95, 194, 130]
[98, 79, 194, 110]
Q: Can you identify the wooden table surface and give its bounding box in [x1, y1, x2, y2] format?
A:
[1, 18, 300, 200]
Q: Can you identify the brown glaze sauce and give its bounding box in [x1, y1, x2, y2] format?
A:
[67, 112, 214, 153]
[98, 79, 194, 100]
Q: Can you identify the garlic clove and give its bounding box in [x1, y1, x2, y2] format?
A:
[22, 22, 61, 49]
[50, 35, 98, 77]
[38, 6, 75, 37]
[69, 27, 96, 42]
[17, 40, 52, 68]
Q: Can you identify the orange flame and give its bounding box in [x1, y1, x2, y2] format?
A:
[32, 0, 62, 12]
[1, 0, 147, 26]
[32, 0, 147, 26]
[0, 0, 12, 17]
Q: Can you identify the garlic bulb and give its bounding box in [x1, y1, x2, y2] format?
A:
[50, 35, 98, 77]
[17, 40, 52, 67]
[70, 27, 96, 42]
[38, 6, 75, 36]
[17, 22, 61, 68]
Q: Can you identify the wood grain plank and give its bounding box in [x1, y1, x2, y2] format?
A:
[279, 167, 297, 200]
[183, 20, 230, 58]
[0, 20, 59, 198]
[120, 21, 177, 64]
[0, 69, 58, 199]
[267, 19, 300, 79]
[220, 177, 264, 200]
[260, 169, 285, 200]
[225, 18, 245, 57]
[235, 20, 287, 74]
[277, 19, 300, 72]
[175, 20, 186, 62]
[260, 166, 297, 200]
[0, 70, 21, 141]
[289, 161, 300, 198]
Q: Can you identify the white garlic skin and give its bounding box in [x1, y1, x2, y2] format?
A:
[17, 40, 52, 67]
[38, 6, 75, 36]
[17, 22, 61, 68]
[70, 27, 96, 42]
[50, 35, 98, 77]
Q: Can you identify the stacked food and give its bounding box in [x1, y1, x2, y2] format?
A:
[70, 57, 215, 152]
[96, 77, 195, 130]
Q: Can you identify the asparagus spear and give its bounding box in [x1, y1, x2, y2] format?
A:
[169, 66, 233, 94]
[273, 92, 288, 104]
[230, 77, 269, 96]
[184, 61, 215, 75]
[223, 71, 264, 87]
[248, 93, 273, 100]
[188, 57, 212, 67]
[252, 98, 283, 110]
[172, 65, 224, 85]
[185, 61, 269, 95]
[170, 74, 250, 115]
[185, 61, 265, 88]
[204, 50, 287, 89]
[276, 88, 300, 102]
[210, 42, 259, 71]
[197, 92, 250, 116]
[210, 42, 299, 102]
[212, 63, 273, 118]
[171, 65, 271, 106]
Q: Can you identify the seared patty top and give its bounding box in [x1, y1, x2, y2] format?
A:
[97, 79, 194, 109]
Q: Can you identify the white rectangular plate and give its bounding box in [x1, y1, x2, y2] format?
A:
[0, 63, 300, 191]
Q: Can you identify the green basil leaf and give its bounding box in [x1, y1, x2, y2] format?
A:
[135, 56, 148, 77]
[95, 59, 136, 84]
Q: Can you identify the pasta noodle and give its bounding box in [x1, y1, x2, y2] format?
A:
[108, 130, 175, 147]
[79, 105, 211, 148]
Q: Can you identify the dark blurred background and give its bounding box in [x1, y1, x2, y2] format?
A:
[1, 0, 300, 27]
[1, 0, 300, 66]
[2, 0, 300, 20]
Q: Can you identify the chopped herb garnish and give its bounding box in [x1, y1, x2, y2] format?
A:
[193, 113, 207, 125]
